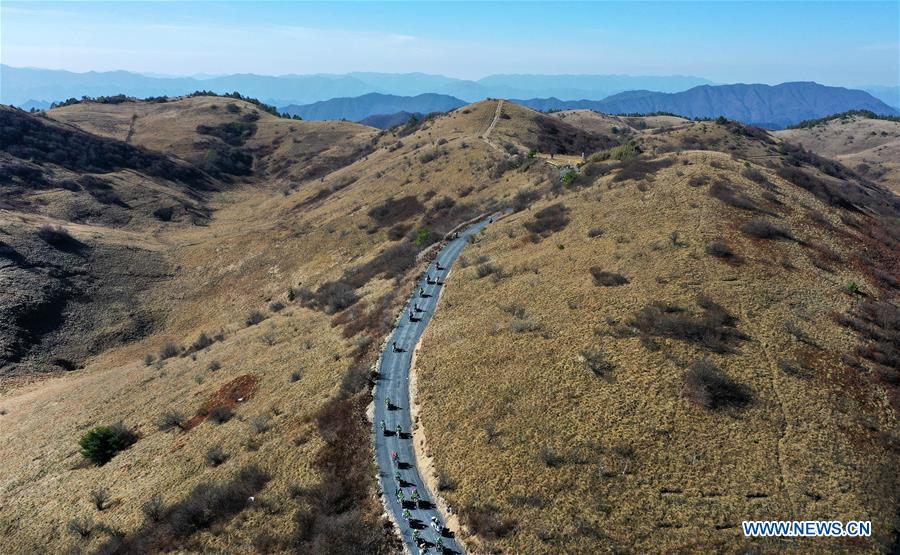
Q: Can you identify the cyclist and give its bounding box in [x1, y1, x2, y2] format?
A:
[391, 451, 399, 463]
[380, 420, 386, 433]
[385, 397, 391, 409]
[396, 424, 403, 437]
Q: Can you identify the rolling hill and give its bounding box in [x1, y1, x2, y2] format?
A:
[515, 82, 899, 128]
[777, 111, 900, 193]
[0, 95, 897, 554]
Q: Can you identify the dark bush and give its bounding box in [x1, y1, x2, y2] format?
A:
[90, 487, 111, 511]
[268, 300, 285, 313]
[581, 349, 615, 377]
[205, 445, 229, 467]
[741, 167, 773, 188]
[387, 223, 410, 241]
[342, 243, 418, 289]
[245, 310, 266, 326]
[208, 405, 233, 424]
[587, 227, 605, 238]
[37, 224, 80, 248]
[339, 363, 371, 398]
[612, 156, 675, 183]
[590, 267, 629, 286]
[684, 359, 751, 409]
[158, 410, 187, 432]
[141, 494, 165, 522]
[708, 179, 767, 213]
[418, 148, 447, 164]
[511, 188, 542, 212]
[68, 516, 94, 538]
[688, 175, 709, 188]
[190, 332, 214, 352]
[460, 504, 517, 540]
[196, 121, 257, 147]
[540, 447, 563, 467]
[79, 423, 138, 465]
[741, 218, 794, 240]
[314, 281, 359, 314]
[631, 296, 748, 353]
[705, 240, 737, 259]
[159, 342, 181, 360]
[523, 203, 570, 236]
[367, 195, 424, 227]
[437, 471, 457, 492]
[475, 262, 503, 279]
[207, 360, 222, 372]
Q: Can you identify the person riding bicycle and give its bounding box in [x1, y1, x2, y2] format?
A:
[396, 424, 402, 436]
[394, 469, 401, 482]
[436, 536, 444, 548]
[397, 488, 405, 501]
[380, 420, 386, 433]
[391, 451, 398, 462]
[411, 488, 420, 501]
[431, 516, 440, 532]
[385, 397, 391, 409]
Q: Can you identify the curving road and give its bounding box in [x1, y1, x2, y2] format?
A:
[374, 214, 499, 554]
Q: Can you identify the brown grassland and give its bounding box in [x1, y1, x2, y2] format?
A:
[1, 96, 897, 554]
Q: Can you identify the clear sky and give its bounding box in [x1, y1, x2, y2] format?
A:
[2, 1, 897, 86]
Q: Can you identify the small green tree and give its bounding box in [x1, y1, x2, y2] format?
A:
[414, 227, 431, 247]
[79, 423, 137, 465]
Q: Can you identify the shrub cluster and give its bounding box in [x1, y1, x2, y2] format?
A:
[523, 203, 570, 236]
[684, 359, 751, 409]
[590, 267, 629, 286]
[631, 296, 749, 353]
[740, 218, 794, 241]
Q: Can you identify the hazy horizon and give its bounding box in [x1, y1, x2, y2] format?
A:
[2, 1, 897, 88]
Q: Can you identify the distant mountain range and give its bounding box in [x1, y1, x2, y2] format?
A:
[278, 82, 896, 130]
[1, 65, 712, 106]
[281, 93, 465, 122]
[3, 65, 895, 130]
[514, 82, 899, 128]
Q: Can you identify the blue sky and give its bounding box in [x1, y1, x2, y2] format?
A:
[1, 1, 897, 86]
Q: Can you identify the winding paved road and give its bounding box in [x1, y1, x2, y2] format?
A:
[374, 214, 499, 554]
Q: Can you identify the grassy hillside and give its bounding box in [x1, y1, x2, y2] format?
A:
[1, 97, 896, 554]
[0, 98, 570, 553]
[414, 119, 899, 553]
[777, 113, 900, 193]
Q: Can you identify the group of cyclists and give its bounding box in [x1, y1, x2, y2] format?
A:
[381, 408, 447, 552]
[380, 257, 459, 553]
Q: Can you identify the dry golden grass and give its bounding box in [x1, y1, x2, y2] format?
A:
[416, 146, 897, 553]
[3, 97, 896, 553]
[777, 115, 900, 193]
[0, 97, 543, 552]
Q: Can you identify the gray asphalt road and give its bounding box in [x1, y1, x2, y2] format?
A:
[374, 214, 499, 554]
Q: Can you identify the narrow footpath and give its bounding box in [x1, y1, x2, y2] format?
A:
[374, 214, 498, 554]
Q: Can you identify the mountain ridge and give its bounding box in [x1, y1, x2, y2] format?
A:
[513, 82, 898, 128]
